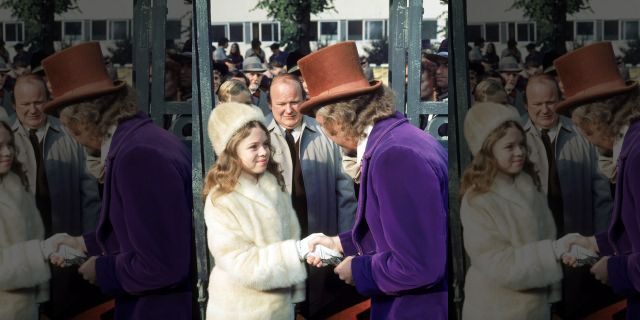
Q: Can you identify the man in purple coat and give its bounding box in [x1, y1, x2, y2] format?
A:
[42, 43, 192, 319]
[554, 42, 640, 319]
[298, 42, 448, 319]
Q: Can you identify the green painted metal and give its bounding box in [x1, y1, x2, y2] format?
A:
[193, 0, 214, 319]
[133, 0, 151, 111]
[448, 0, 471, 319]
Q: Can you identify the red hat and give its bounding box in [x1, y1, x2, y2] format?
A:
[553, 42, 637, 116]
[297, 41, 382, 114]
[42, 42, 125, 114]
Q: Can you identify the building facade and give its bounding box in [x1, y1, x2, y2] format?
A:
[210, 0, 447, 60]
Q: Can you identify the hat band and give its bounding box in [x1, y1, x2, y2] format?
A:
[567, 78, 627, 99]
[312, 78, 371, 98]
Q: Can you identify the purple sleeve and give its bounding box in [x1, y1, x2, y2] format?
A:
[339, 231, 356, 256]
[83, 231, 100, 256]
[595, 232, 614, 256]
[607, 151, 640, 296]
[95, 147, 192, 296]
[351, 147, 448, 296]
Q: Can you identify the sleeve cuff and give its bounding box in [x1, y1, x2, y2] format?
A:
[95, 255, 126, 296]
[352, 255, 384, 297]
[83, 232, 100, 256]
[339, 231, 357, 256]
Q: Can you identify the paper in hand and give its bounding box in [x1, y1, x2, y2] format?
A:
[53, 244, 88, 266]
[567, 245, 599, 267]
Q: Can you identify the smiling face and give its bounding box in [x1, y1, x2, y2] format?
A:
[236, 126, 270, 179]
[0, 124, 14, 176]
[525, 78, 560, 130]
[269, 78, 303, 130]
[13, 78, 47, 130]
[491, 126, 526, 176]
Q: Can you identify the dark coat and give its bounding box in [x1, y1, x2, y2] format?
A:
[339, 112, 448, 319]
[83, 113, 193, 319]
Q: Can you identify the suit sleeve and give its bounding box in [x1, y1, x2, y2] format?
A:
[94, 147, 192, 296]
[333, 144, 357, 233]
[460, 194, 563, 291]
[204, 196, 307, 291]
[589, 145, 613, 233]
[608, 151, 640, 296]
[78, 148, 101, 233]
[351, 147, 448, 296]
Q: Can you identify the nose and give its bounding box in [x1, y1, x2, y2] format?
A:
[514, 145, 525, 156]
[0, 145, 12, 157]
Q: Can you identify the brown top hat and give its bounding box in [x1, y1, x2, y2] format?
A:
[297, 41, 382, 113]
[554, 42, 637, 115]
[42, 42, 125, 114]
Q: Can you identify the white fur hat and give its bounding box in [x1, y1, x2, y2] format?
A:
[208, 102, 265, 155]
[464, 102, 521, 155]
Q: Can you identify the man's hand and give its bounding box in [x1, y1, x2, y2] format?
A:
[78, 256, 98, 285]
[334, 256, 354, 285]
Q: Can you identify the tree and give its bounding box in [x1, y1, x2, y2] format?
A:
[254, 0, 334, 55]
[0, 0, 79, 56]
[510, 0, 590, 54]
[365, 38, 388, 65]
[621, 39, 640, 66]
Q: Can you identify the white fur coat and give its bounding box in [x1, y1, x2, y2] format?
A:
[0, 171, 50, 319]
[461, 173, 562, 320]
[205, 172, 306, 320]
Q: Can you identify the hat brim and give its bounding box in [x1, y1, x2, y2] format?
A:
[554, 80, 638, 116]
[43, 80, 126, 114]
[298, 80, 383, 114]
[425, 53, 447, 63]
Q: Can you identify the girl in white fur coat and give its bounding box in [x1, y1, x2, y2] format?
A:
[460, 103, 577, 320]
[0, 120, 56, 319]
[203, 103, 309, 320]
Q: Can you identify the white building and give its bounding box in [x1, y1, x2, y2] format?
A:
[210, 0, 447, 59]
[466, 0, 640, 56]
[0, 0, 192, 60]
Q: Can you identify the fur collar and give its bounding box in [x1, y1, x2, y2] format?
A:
[235, 172, 281, 209]
[0, 171, 25, 205]
[490, 172, 539, 209]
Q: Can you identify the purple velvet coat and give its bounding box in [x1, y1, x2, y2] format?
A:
[338, 112, 448, 319]
[83, 113, 193, 319]
[596, 119, 640, 319]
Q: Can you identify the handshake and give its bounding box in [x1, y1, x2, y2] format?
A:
[40, 233, 88, 267]
[296, 233, 344, 267]
[553, 233, 600, 267]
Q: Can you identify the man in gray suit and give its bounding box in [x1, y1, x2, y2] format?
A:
[523, 74, 615, 319]
[266, 73, 358, 319]
[11, 74, 102, 319]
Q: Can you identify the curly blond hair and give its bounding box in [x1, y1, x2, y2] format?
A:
[314, 85, 395, 140]
[59, 85, 138, 140]
[571, 87, 640, 141]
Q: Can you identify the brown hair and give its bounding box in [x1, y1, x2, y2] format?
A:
[473, 78, 508, 104]
[0, 121, 29, 190]
[59, 85, 138, 140]
[314, 85, 395, 140]
[202, 120, 285, 198]
[571, 87, 640, 141]
[460, 120, 540, 196]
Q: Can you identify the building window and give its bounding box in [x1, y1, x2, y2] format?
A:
[624, 21, 639, 40]
[166, 20, 181, 40]
[5, 22, 23, 42]
[422, 20, 437, 40]
[309, 21, 318, 41]
[261, 23, 278, 42]
[319, 21, 338, 42]
[365, 20, 384, 40]
[603, 20, 619, 41]
[110, 20, 129, 40]
[63, 21, 83, 41]
[91, 20, 107, 41]
[485, 23, 500, 42]
[467, 25, 482, 43]
[565, 21, 574, 41]
[576, 21, 595, 41]
[229, 23, 243, 42]
[211, 25, 227, 43]
[517, 23, 535, 42]
[347, 20, 363, 41]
